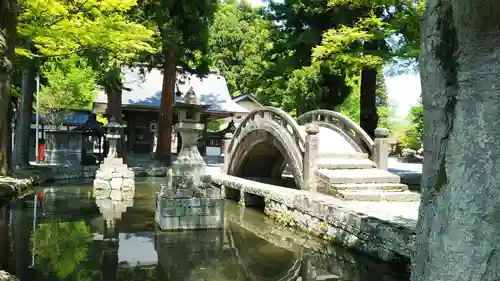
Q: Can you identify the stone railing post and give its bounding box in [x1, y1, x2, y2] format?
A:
[303, 123, 319, 192]
[373, 128, 389, 170]
[223, 133, 233, 174]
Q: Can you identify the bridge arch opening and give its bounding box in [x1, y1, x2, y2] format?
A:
[227, 129, 303, 190]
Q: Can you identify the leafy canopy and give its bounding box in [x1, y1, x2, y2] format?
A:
[39, 55, 97, 121]
[208, 0, 272, 97]
[313, 0, 425, 69]
[140, 0, 219, 72]
[18, 0, 156, 70]
[400, 101, 423, 149]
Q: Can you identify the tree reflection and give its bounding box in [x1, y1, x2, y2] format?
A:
[32, 221, 96, 280]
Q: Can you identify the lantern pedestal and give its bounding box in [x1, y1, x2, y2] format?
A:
[156, 87, 224, 231]
[94, 119, 135, 193]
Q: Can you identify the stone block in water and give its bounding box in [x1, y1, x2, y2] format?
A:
[156, 187, 225, 230]
[94, 179, 111, 190]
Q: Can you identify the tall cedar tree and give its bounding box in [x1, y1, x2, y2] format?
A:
[139, 0, 218, 165]
[0, 0, 17, 175]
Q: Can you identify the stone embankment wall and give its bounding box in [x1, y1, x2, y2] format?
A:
[211, 174, 415, 263]
[0, 167, 54, 200]
[0, 271, 19, 281]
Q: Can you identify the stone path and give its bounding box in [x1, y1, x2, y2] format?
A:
[388, 158, 422, 186]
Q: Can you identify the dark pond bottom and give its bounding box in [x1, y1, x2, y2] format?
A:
[0, 182, 410, 281]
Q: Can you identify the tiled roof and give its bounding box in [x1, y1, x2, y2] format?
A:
[94, 67, 249, 114]
[231, 93, 263, 106]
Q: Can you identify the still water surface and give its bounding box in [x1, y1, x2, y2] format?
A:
[0, 181, 409, 281]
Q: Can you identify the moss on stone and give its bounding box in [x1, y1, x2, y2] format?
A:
[276, 211, 296, 227]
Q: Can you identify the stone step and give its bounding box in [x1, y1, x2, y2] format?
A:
[328, 182, 408, 191]
[317, 158, 376, 169]
[316, 168, 401, 184]
[319, 153, 369, 159]
[336, 190, 420, 202]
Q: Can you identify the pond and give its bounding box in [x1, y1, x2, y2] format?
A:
[0, 181, 410, 281]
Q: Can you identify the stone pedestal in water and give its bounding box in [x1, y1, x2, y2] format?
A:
[156, 87, 224, 231]
[94, 119, 135, 194]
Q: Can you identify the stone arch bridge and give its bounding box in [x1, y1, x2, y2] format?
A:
[224, 107, 416, 201]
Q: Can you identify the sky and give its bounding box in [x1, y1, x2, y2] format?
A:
[246, 0, 421, 118]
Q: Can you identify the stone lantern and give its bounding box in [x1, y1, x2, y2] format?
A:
[105, 117, 125, 158]
[156, 86, 224, 231]
[94, 117, 135, 193]
[171, 87, 208, 187]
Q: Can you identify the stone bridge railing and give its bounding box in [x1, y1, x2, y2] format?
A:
[228, 107, 305, 154]
[223, 107, 390, 190]
[297, 110, 375, 156]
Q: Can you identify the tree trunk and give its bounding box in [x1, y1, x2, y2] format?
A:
[413, 1, 500, 280]
[0, 0, 17, 176]
[105, 68, 123, 123]
[104, 68, 123, 157]
[156, 51, 176, 165]
[360, 67, 378, 139]
[7, 97, 16, 169]
[14, 61, 36, 169]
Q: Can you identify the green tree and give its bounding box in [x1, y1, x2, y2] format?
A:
[263, 0, 356, 114]
[400, 101, 423, 150]
[0, 0, 17, 175]
[13, 0, 155, 168]
[208, 0, 272, 98]
[38, 55, 98, 124]
[312, 0, 424, 138]
[140, 0, 218, 165]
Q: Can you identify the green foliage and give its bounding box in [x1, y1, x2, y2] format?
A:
[39, 55, 97, 122]
[10, 85, 20, 97]
[96, 114, 109, 126]
[260, 0, 355, 111]
[337, 69, 394, 131]
[400, 101, 423, 149]
[32, 221, 93, 279]
[314, 0, 425, 69]
[18, 0, 156, 68]
[312, 14, 392, 69]
[208, 1, 272, 97]
[207, 120, 224, 132]
[140, 0, 219, 72]
[281, 61, 352, 115]
[276, 211, 296, 227]
[338, 75, 360, 122]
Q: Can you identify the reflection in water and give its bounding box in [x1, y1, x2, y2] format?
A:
[0, 202, 10, 269]
[0, 183, 409, 281]
[33, 221, 93, 279]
